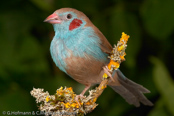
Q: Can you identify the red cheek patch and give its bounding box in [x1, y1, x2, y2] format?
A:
[69, 19, 83, 31]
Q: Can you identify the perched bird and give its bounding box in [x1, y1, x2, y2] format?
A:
[44, 8, 153, 107]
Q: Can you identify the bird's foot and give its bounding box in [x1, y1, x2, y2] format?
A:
[75, 94, 85, 106]
[103, 66, 115, 82]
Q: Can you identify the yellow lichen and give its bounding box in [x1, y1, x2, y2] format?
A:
[93, 98, 97, 102]
[56, 90, 63, 95]
[120, 53, 126, 61]
[85, 98, 97, 106]
[103, 73, 108, 78]
[46, 96, 50, 102]
[85, 100, 92, 105]
[64, 102, 70, 108]
[108, 60, 120, 70]
[101, 85, 107, 89]
[71, 102, 80, 108]
[117, 45, 124, 51]
[120, 55, 125, 61]
[60, 86, 63, 90]
[66, 87, 73, 92]
[120, 32, 129, 43]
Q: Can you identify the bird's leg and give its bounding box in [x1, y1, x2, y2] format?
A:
[103, 66, 115, 82]
[75, 85, 91, 105]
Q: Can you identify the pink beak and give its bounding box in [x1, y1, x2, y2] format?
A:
[44, 13, 61, 24]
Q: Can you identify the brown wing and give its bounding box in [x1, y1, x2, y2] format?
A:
[92, 25, 113, 54]
[96, 29, 112, 54]
[83, 16, 113, 55]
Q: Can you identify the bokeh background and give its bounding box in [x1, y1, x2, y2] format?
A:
[1, 0, 174, 116]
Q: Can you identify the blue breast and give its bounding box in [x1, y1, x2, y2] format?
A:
[50, 27, 108, 73]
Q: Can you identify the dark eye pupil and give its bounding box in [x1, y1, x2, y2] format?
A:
[67, 14, 72, 19]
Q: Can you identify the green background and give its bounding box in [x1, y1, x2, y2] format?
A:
[1, 0, 174, 116]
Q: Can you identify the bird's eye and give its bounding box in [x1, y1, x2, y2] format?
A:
[66, 14, 72, 19]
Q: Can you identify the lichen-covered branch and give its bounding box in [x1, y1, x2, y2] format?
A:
[30, 32, 129, 116]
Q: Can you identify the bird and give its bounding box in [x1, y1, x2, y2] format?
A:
[44, 8, 153, 107]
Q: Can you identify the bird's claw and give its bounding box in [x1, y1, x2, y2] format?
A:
[103, 66, 115, 82]
[75, 94, 85, 106]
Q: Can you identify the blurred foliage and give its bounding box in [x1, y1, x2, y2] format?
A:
[0, 0, 174, 116]
[150, 57, 174, 116]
